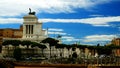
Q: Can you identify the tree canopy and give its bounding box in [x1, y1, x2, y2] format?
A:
[41, 37, 59, 46]
[21, 40, 32, 48]
[2, 40, 21, 48]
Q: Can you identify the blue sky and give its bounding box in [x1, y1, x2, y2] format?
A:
[0, 0, 120, 45]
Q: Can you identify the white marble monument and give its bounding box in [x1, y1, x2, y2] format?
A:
[22, 8, 47, 42]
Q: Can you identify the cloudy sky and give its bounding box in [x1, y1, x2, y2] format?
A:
[0, 0, 120, 45]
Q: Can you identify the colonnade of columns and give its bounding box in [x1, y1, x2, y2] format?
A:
[26, 25, 34, 34]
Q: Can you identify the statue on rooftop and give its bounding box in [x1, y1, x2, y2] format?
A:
[29, 8, 36, 15]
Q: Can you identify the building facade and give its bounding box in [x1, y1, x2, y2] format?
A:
[111, 38, 120, 56]
[22, 11, 46, 42]
[111, 38, 120, 46]
[0, 25, 23, 38]
[0, 26, 23, 44]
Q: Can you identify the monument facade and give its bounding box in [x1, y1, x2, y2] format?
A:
[22, 9, 47, 42]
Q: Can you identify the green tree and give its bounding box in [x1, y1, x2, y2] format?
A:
[56, 44, 66, 58]
[71, 44, 77, 51]
[72, 52, 78, 58]
[11, 40, 21, 48]
[2, 40, 12, 57]
[72, 52, 78, 64]
[41, 38, 59, 58]
[97, 46, 112, 55]
[105, 46, 112, 55]
[2, 40, 21, 57]
[21, 40, 32, 57]
[65, 45, 71, 58]
[31, 42, 38, 48]
[38, 44, 47, 57]
[108, 44, 120, 56]
[3, 40, 21, 48]
[2, 40, 11, 47]
[87, 46, 93, 53]
[87, 46, 97, 56]
[96, 46, 103, 55]
[2, 40, 11, 45]
[31, 42, 47, 56]
[21, 40, 32, 48]
[13, 48, 22, 60]
[77, 45, 87, 54]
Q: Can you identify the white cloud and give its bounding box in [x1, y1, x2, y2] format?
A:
[40, 16, 120, 26]
[48, 31, 67, 35]
[48, 28, 63, 32]
[47, 28, 66, 35]
[61, 36, 80, 42]
[62, 36, 74, 39]
[0, 0, 119, 26]
[60, 34, 117, 45]
[79, 16, 120, 26]
[0, 18, 22, 24]
[1, 16, 120, 27]
[0, 0, 115, 16]
[83, 34, 117, 42]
